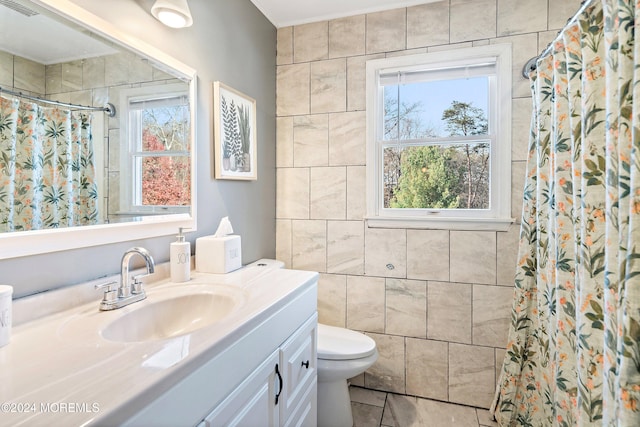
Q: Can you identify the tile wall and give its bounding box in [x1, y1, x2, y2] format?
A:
[275, 0, 582, 409]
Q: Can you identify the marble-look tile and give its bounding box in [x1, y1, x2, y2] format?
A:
[511, 161, 527, 223]
[491, 33, 538, 98]
[366, 9, 406, 54]
[365, 228, 407, 278]
[407, 229, 449, 281]
[14, 57, 45, 94]
[276, 63, 310, 116]
[385, 48, 427, 58]
[311, 58, 346, 114]
[276, 116, 293, 168]
[310, 167, 346, 219]
[406, 338, 448, 401]
[346, 54, 383, 111]
[293, 114, 328, 167]
[477, 408, 499, 427]
[347, 276, 385, 333]
[347, 165, 366, 220]
[276, 167, 309, 219]
[407, 2, 449, 49]
[82, 57, 105, 90]
[277, 26, 293, 65]
[0, 51, 13, 87]
[497, 225, 519, 286]
[385, 279, 427, 338]
[327, 220, 364, 275]
[428, 41, 473, 53]
[104, 53, 128, 87]
[291, 220, 327, 272]
[449, 343, 495, 408]
[92, 87, 109, 111]
[349, 386, 387, 407]
[276, 219, 292, 268]
[350, 373, 365, 388]
[549, 0, 583, 30]
[428, 281, 472, 343]
[512, 97, 532, 162]
[473, 284, 512, 347]
[70, 90, 92, 108]
[107, 171, 120, 215]
[329, 111, 366, 166]
[329, 15, 365, 58]
[450, 231, 496, 285]
[365, 332, 405, 394]
[130, 57, 153, 84]
[108, 129, 120, 171]
[61, 60, 82, 92]
[497, 0, 547, 37]
[318, 273, 346, 327]
[45, 64, 61, 94]
[352, 401, 384, 427]
[384, 393, 478, 427]
[538, 30, 558, 53]
[495, 348, 506, 385]
[294, 21, 328, 63]
[450, 0, 496, 43]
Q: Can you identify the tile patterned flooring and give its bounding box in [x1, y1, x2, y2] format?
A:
[349, 386, 499, 427]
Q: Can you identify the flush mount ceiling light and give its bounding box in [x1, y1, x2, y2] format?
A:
[151, 0, 193, 28]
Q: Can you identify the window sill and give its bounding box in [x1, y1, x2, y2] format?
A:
[365, 216, 515, 232]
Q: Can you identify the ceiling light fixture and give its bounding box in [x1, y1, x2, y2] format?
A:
[151, 0, 193, 28]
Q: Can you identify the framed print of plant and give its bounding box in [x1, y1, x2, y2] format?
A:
[213, 81, 257, 180]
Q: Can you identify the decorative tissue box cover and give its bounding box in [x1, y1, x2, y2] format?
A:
[195, 235, 242, 274]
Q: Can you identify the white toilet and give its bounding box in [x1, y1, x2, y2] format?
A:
[316, 323, 378, 427]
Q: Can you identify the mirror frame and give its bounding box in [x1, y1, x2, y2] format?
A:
[0, 0, 197, 259]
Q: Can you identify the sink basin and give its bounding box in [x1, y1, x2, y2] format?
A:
[101, 288, 244, 343]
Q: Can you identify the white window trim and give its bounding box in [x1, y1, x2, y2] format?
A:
[365, 44, 514, 231]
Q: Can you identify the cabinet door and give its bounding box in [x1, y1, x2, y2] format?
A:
[204, 349, 280, 427]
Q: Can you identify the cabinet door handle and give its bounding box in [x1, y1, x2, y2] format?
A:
[275, 363, 283, 405]
[301, 360, 310, 369]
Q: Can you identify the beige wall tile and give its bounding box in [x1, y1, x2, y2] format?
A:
[473, 284, 512, 347]
[276, 167, 309, 219]
[491, 33, 538, 98]
[365, 228, 407, 278]
[346, 53, 383, 111]
[318, 273, 347, 327]
[276, 63, 310, 116]
[346, 166, 366, 220]
[276, 116, 294, 168]
[366, 9, 406, 54]
[61, 60, 82, 92]
[0, 51, 13, 87]
[104, 54, 128, 87]
[294, 21, 328, 63]
[449, 343, 495, 408]
[450, 0, 496, 43]
[407, 229, 449, 281]
[495, 347, 506, 386]
[512, 96, 532, 162]
[311, 58, 346, 113]
[329, 15, 366, 58]
[14, 57, 45, 93]
[511, 160, 527, 222]
[407, 2, 449, 49]
[329, 111, 366, 166]
[327, 220, 364, 275]
[292, 220, 326, 272]
[311, 167, 346, 219]
[428, 281, 472, 343]
[386, 279, 427, 338]
[497, 225, 520, 286]
[276, 219, 292, 268]
[127, 54, 153, 84]
[365, 332, 405, 393]
[347, 275, 385, 333]
[406, 338, 448, 401]
[293, 114, 328, 167]
[549, 0, 583, 30]
[497, 0, 547, 37]
[45, 64, 61, 94]
[277, 26, 293, 65]
[450, 231, 496, 285]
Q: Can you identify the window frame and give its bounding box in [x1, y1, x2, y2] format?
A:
[365, 44, 514, 231]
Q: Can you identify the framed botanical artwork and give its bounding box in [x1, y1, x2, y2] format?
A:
[213, 81, 257, 180]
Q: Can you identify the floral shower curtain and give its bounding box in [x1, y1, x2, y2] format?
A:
[491, 0, 640, 426]
[0, 96, 98, 232]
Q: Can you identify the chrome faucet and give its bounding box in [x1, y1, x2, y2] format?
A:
[96, 247, 155, 311]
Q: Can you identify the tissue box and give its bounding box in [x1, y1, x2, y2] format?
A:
[196, 235, 242, 274]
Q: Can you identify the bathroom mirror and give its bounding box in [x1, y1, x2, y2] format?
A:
[0, 0, 197, 259]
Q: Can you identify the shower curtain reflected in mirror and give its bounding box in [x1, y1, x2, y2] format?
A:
[0, 96, 98, 232]
[491, 0, 640, 425]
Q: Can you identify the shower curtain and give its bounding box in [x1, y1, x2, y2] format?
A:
[491, 0, 640, 426]
[0, 96, 98, 232]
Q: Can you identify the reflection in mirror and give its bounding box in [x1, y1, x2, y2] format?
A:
[0, 0, 196, 258]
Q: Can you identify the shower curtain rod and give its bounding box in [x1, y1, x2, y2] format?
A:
[0, 86, 116, 117]
[522, 0, 596, 79]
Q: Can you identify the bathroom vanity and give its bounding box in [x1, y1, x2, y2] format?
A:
[0, 263, 318, 426]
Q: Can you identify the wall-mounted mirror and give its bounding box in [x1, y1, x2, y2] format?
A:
[0, 0, 197, 259]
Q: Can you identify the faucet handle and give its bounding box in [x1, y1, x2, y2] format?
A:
[95, 280, 118, 303]
[131, 275, 149, 295]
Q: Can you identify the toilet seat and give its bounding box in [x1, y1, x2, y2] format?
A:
[317, 323, 376, 360]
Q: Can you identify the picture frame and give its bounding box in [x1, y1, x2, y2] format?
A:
[213, 81, 257, 180]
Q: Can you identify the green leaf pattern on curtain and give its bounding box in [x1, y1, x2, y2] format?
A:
[0, 96, 98, 231]
[491, 0, 640, 426]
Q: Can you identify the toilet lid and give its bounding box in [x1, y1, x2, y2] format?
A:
[317, 324, 377, 360]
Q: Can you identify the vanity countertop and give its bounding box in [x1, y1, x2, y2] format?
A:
[0, 264, 318, 426]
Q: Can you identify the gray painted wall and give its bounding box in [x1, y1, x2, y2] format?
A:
[0, 0, 276, 297]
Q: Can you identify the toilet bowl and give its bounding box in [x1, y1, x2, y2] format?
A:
[317, 323, 378, 427]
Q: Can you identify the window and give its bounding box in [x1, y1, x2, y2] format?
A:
[119, 83, 191, 215]
[366, 44, 513, 230]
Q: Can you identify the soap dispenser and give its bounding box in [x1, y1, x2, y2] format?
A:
[170, 228, 191, 282]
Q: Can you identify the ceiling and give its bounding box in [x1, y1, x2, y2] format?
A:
[249, 0, 437, 28]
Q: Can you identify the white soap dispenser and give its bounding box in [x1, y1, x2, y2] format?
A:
[170, 227, 191, 282]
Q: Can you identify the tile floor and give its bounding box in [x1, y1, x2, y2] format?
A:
[349, 386, 499, 427]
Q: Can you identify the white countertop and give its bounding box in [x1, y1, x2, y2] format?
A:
[0, 264, 318, 426]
